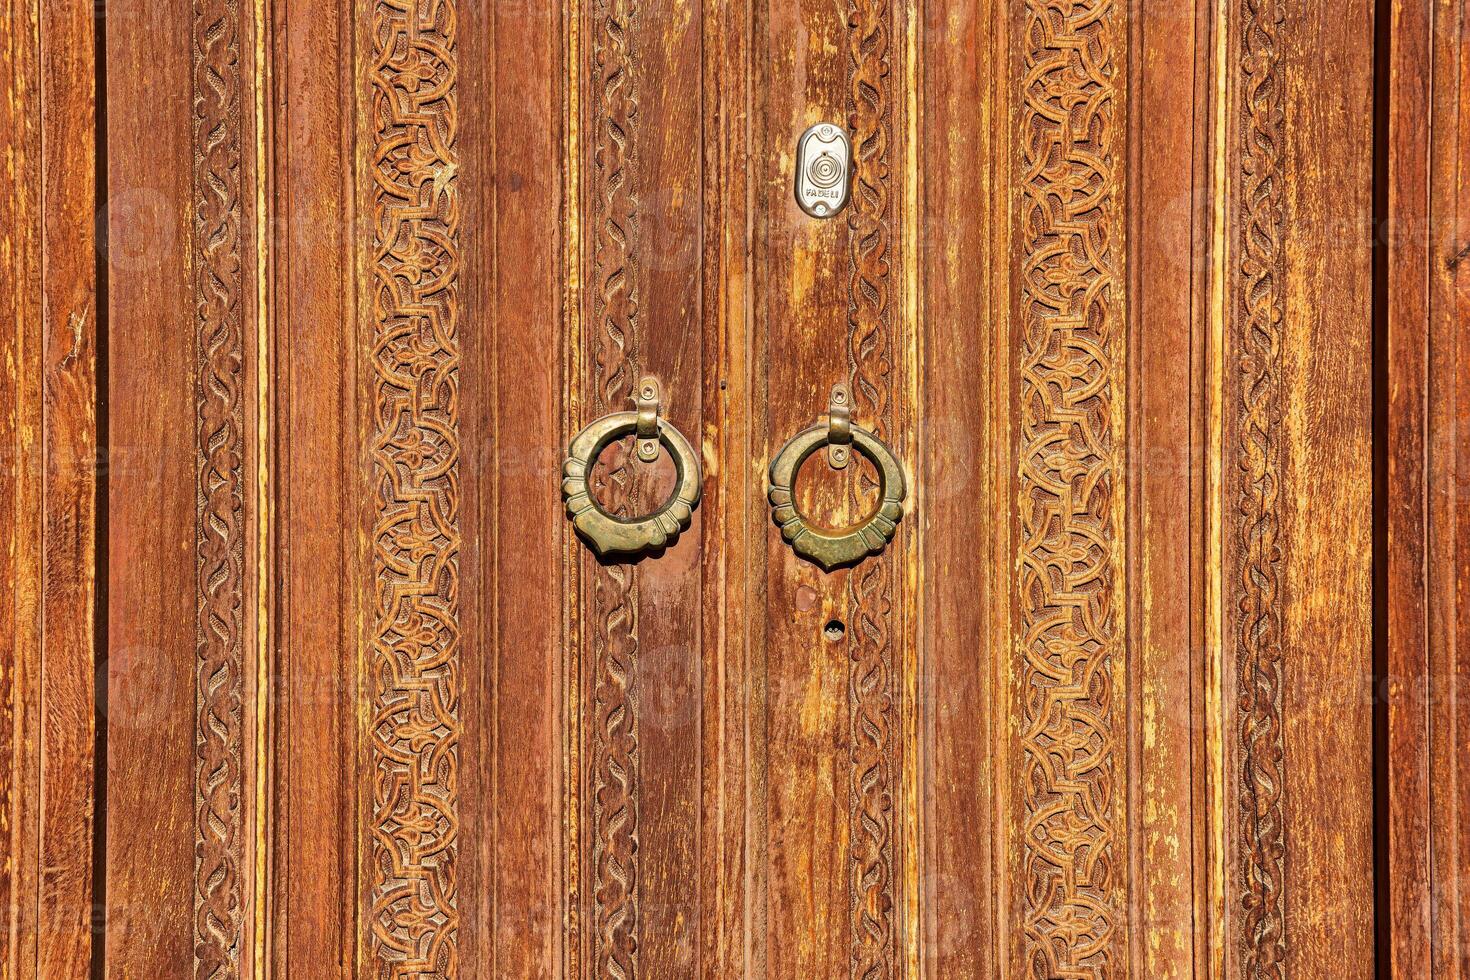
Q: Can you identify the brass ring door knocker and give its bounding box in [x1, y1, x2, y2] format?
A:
[767, 383, 906, 571]
[562, 376, 702, 559]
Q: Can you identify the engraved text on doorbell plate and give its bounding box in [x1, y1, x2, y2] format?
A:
[794, 123, 852, 219]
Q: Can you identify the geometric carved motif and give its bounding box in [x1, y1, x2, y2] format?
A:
[588, 1, 642, 977]
[1235, 0, 1288, 974]
[845, 0, 898, 976]
[192, 0, 246, 975]
[1017, 2, 1126, 977]
[366, 0, 463, 975]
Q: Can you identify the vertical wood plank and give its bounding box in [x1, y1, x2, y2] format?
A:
[698, 0, 760, 975]
[1394, 0, 1470, 975]
[1131, 3, 1211, 976]
[1385, 0, 1433, 974]
[1220, 0, 1377, 974]
[1277, 0, 1376, 971]
[106, 0, 199, 971]
[481, 0, 561, 975]
[456, 1, 493, 974]
[1427, 2, 1470, 973]
[0, 0, 98, 973]
[268, 0, 360, 973]
[36, 0, 99, 964]
[0, 1, 43, 968]
[628, 0, 705, 967]
[920, 0, 1001, 972]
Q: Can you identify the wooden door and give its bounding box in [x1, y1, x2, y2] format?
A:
[10, 0, 1463, 977]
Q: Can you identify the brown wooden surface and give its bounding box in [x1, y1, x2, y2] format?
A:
[1387, 0, 1470, 975]
[1276, 2, 1376, 971]
[269, 1, 358, 973]
[0, 0, 1429, 977]
[0, 0, 98, 975]
[105, 0, 198, 973]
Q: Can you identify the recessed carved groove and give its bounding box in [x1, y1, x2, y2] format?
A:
[1017, 2, 1127, 976]
[588, 0, 643, 977]
[191, 0, 246, 974]
[845, 0, 897, 976]
[1235, 0, 1288, 973]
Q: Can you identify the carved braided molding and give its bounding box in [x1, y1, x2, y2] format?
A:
[1017, 2, 1126, 977]
[1235, 0, 1288, 973]
[191, 0, 246, 974]
[846, 0, 897, 975]
[589, 0, 642, 976]
[366, 0, 463, 975]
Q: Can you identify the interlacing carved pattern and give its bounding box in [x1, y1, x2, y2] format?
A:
[192, 0, 245, 975]
[589, 1, 641, 976]
[1236, 0, 1287, 973]
[366, 0, 462, 975]
[1017, 2, 1125, 977]
[846, 1, 896, 976]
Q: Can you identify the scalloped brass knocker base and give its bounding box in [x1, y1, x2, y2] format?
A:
[767, 422, 906, 571]
[562, 412, 702, 560]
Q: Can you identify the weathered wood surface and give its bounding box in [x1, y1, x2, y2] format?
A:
[0, 0, 98, 976]
[0, 0, 1426, 976]
[1386, 0, 1470, 976]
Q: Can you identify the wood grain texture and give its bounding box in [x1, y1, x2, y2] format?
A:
[1384, 0, 1432, 975]
[1425, 2, 1470, 973]
[1388, 0, 1470, 975]
[463, 1, 563, 976]
[697, 2, 760, 975]
[1422, 3, 1470, 970]
[107, 0, 209, 971]
[47, 0, 1402, 974]
[1277, 0, 1375, 972]
[265, 0, 364, 974]
[0, 0, 98, 974]
[1219, 0, 1376, 974]
[920, 0, 1004, 974]
[1130, 3, 1212, 975]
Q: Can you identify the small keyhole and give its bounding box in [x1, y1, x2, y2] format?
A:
[824, 619, 846, 642]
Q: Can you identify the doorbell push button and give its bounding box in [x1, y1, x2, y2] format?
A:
[795, 122, 852, 219]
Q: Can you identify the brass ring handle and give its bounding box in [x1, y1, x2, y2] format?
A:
[767, 419, 906, 571]
[562, 411, 702, 559]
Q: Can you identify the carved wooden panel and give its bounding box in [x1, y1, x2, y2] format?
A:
[365, 0, 465, 974]
[12, 0, 1395, 976]
[845, 1, 901, 975]
[1231, 0, 1289, 971]
[585, 1, 644, 975]
[191, 0, 248, 974]
[1016, 2, 1128, 975]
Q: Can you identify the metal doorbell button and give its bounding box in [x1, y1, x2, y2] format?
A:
[795, 122, 852, 219]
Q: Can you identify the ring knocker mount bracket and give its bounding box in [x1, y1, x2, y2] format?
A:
[767, 383, 906, 571]
[562, 375, 702, 561]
